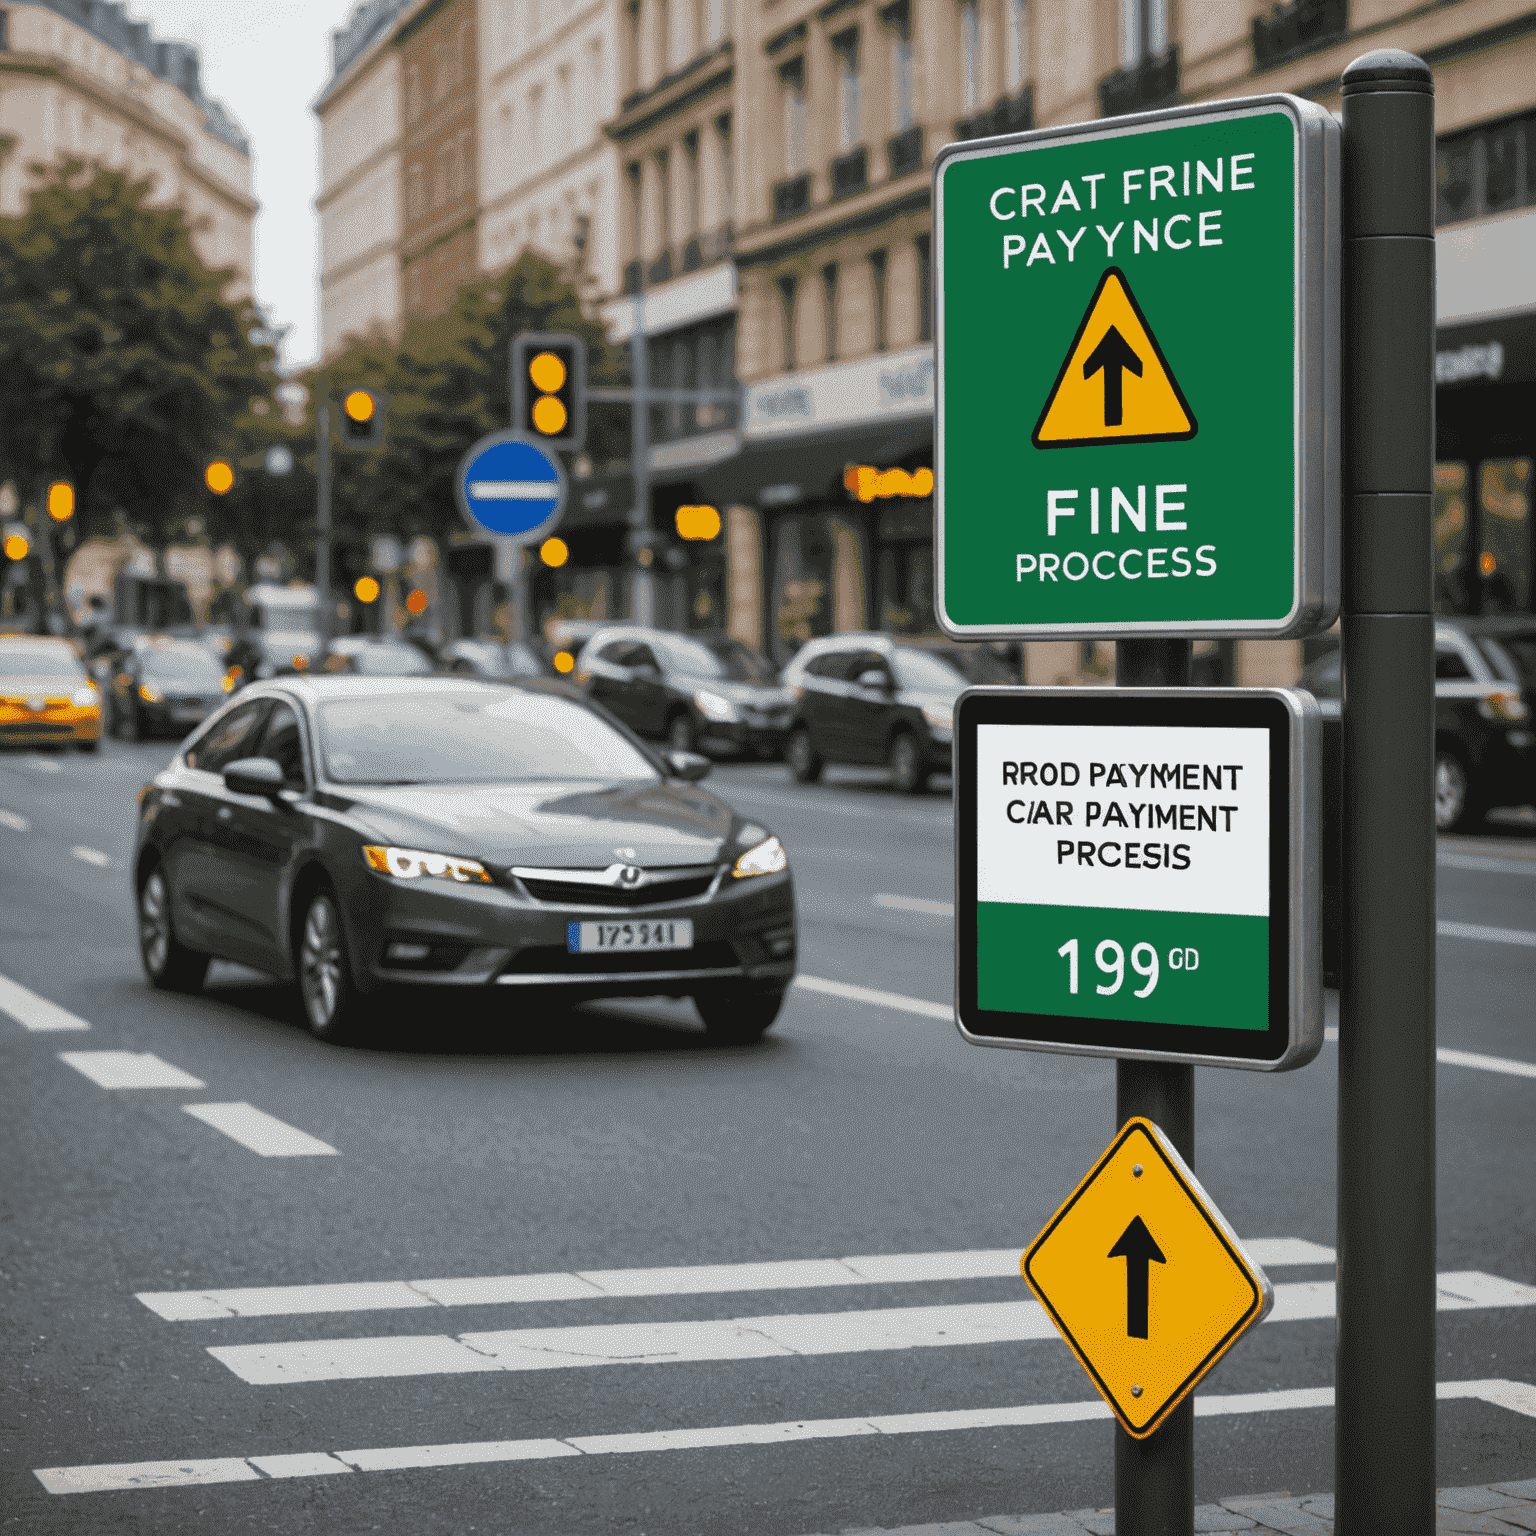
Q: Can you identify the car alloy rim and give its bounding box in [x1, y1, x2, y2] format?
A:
[1435, 755, 1465, 827]
[300, 898, 342, 1026]
[139, 871, 170, 974]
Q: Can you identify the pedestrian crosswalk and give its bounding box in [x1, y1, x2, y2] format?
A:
[31, 1241, 1536, 1498]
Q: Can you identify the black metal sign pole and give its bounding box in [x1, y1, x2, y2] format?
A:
[1114, 638, 1193, 1536]
[1336, 50, 1437, 1535]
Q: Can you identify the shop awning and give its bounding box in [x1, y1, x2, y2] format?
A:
[693, 418, 932, 508]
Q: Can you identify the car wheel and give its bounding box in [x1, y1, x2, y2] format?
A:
[668, 711, 699, 755]
[889, 730, 928, 795]
[786, 727, 823, 784]
[137, 866, 209, 993]
[119, 705, 140, 743]
[694, 987, 786, 1043]
[1434, 748, 1480, 833]
[297, 889, 361, 1043]
[77, 737, 100, 754]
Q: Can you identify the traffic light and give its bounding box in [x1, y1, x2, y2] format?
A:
[512, 333, 585, 451]
[2, 527, 28, 562]
[47, 481, 75, 521]
[675, 504, 722, 541]
[205, 460, 235, 495]
[339, 388, 387, 450]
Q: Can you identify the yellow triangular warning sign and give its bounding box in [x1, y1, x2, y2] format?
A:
[1033, 268, 1196, 449]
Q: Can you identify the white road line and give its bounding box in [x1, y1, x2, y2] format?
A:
[204, 1272, 1536, 1386]
[1437, 918, 1536, 948]
[32, 1378, 1536, 1494]
[874, 894, 955, 917]
[1323, 1027, 1536, 1080]
[795, 974, 952, 1020]
[0, 807, 30, 831]
[59, 1052, 205, 1090]
[1438, 851, 1536, 877]
[25, 754, 62, 773]
[70, 845, 112, 868]
[0, 972, 89, 1031]
[136, 1239, 1335, 1322]
[182, 1103, 338, 1158]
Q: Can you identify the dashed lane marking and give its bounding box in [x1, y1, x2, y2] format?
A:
[1438, 919, 1536, 948]
[1437, 1046, 1536, 1081]
[0, 807, 30, 831]
[1438, 850, 1536, 877]
[31, 1379, 1536, 1494]
[24, 753, 62, 773]
[59, 1052, 205, 1090]
[71, 845, 112, 868]
[0, 972, 89, 1031]
[183, 1103, 339, 1158]
[134, 1239, 1336, 1322]
[204, 1272, 1536, 1386]
[794, 974, 952, 1020]
[874, 894, 955, 917]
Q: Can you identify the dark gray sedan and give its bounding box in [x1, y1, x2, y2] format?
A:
[131, 677, 797, 1044]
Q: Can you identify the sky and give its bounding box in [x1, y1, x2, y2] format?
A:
[126, 0, 361, 372]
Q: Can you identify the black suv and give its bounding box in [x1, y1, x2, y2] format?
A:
[781, 634, 1015, 794]
[576, 627, 793, 758]
[1300, 617, 1535, 833]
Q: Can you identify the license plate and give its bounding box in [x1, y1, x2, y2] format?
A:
[567, 919, 694, 954]
[173, 707, 207, 723]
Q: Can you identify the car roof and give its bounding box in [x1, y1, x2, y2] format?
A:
[248, 674, 581, 706]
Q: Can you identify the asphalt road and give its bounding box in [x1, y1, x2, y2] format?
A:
[1, 737, 1533, 1535]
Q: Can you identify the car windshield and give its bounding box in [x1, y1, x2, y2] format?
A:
[319, 687, 660, 785]
[662, 636, 778, 683]
[891, 647, 970, 693]
[1477, 634, 1536, 685]
[0, 644, 83, 678]
[340, 644, 432, 677]
[140, 648, 224, 686]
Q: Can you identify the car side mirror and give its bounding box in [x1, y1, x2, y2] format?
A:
[856, 668, 892, 691]
[223, 757, 285, 799]
[665, 750, 712, 783]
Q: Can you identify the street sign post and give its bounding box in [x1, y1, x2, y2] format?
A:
[1024, 1117, 1273, 1439]
[454, 431, 567, 544]
[933, 95, 1339, 640]
[954, 685, 1321, 1070]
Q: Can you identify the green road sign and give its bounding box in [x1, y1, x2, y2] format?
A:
[954, 686, 1323, 1070]
[934, 96, 1339, 639]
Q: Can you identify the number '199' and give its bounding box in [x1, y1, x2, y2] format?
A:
[1056, 938, 1201, 999]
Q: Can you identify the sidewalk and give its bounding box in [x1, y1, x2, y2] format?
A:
[808, 1480, 1536, 1535]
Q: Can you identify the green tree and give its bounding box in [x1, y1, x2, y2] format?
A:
[0, 160, 278, 546]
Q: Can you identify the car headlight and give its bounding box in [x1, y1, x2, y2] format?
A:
[1479, 690, 1529, 723]
[694, 688, 739, 723]
[362, 845, 492, 884]
[922, 703, 954, 731]
[733, 834, 787, 878]
[138, 683, 162, 703]
[72, 685, 98, 706]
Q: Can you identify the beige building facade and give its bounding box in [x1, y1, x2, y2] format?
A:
[0, 0, 255, 292]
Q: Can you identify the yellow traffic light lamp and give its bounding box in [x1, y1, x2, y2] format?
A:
[205, 460, 235, 495]
[675, 504, 722, 541]
[3, 532, 28, 561]
[47, 481, 76, 521]
[405, 588, 428, 615]
[540, 536, 569, 568]
[512, 333, 585, 450]
[354, 576, 381, 604]
[339, 389, 387, 449]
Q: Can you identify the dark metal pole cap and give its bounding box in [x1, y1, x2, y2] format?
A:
[1342, 48, 1433, 95]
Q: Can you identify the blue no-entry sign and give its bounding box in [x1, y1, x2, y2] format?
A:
[454, 431, 567, 542]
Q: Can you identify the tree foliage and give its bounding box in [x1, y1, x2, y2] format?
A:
[0, 161, 278, 544]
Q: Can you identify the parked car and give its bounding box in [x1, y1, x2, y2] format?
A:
[575, 627, 793, 758]
[222, 631, 320, 690]
[0, 635, 102, 752]
[438, 637, 549, 680]
[1299, 617, 1535, 833]
[132, 675, 796, 1044]
[107, 636, 230, 742]
[322, 635, 436, 678]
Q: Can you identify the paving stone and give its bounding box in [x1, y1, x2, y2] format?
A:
[884, 1525, 993, 1535]
[1074, 1514, 1116, 1536]
[1193, 1506, 1260, 1531]
[1435, 1516, 1530, 1535]
[1222, 1494, 1295, 1507]
[1443, 1490, 1529, 1515]
[1298, 1497, 1334, 1520]
[1491, 1484, 1536, 1505]
[974, 1518, 1094, 1536]
[1484, 1506, 1536, 1534]
[1213, 1503, 1329, 1536]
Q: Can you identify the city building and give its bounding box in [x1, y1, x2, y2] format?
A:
[0, 0, 255, 291]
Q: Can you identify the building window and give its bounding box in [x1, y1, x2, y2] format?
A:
[915, 233, 932, 343]
[626, 0, 641, 91]
[1436, 109, 1536, 226]
[777, 274, 800, 371]
[683, 129, 701, 236]
[880, 1, 914, 133]
[831, 29, 860, 152]
[1005, 0, 1028, 91]
[716, 112, 734, 225]
[1121, 0, 1169, 66]
[626, 159, 643, 250]
[705, 0, 729, 46]
[655, 147, 672, 251]
[960, 0, 980, 114]
[822, 262, 839, 362]
[868, 248, 888, 351]
[779, 56, 808, 175]
[405, 63, 423, 121]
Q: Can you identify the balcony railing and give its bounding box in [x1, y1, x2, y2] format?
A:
[647, 247, 673, 285]
[1098, 48, 1179, 118]
[773, 172, 811, 223]
[829, 145, 868, 202]
[887, 124, 923, 179]
[1252, 0, 1347, 71]
[955, 85, 1033, 142]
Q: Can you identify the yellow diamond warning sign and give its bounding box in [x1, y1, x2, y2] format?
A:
[1032, 268, 1197, 449]
[1022, 1117, 1272, 1438]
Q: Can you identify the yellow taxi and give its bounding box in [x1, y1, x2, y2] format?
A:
[0, 636, 103, 752]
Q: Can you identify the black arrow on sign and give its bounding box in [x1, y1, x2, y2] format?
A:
[1082, 324, 1144, 427]
[1108, 1215, 1166, 1339]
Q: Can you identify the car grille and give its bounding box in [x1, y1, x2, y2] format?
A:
[514, 865, 720, 908]
[0, 720, 73, 737]
[501, 941, 741, 976]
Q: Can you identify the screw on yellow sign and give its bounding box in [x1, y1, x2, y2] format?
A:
[1022, 1117, 1271, 1438]
[1033, 268, 1196, 449]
